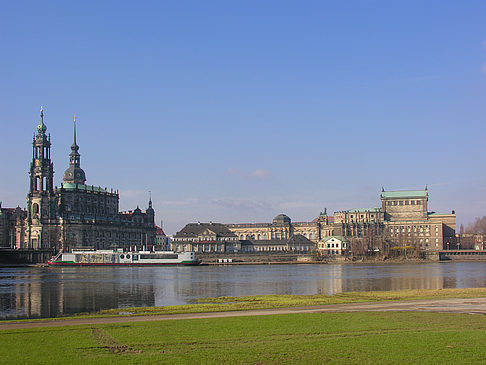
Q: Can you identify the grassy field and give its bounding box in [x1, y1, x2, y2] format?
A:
[94, 287, 486, 317]
[2, 311, 486, 364]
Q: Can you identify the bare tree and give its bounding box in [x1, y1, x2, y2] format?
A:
[465, 217, 486, 234]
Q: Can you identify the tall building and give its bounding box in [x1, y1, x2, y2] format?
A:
[14, 109, 155, 254]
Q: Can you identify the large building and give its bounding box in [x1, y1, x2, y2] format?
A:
[13, 108, 155, 253]
[227, 213, 326, 243]
[172, 222, 241, 253]
[225, 188, 456, 253]
[172, 219, 315, 254]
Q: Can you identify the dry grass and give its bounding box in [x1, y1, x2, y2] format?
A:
[92, 287, 486, 317]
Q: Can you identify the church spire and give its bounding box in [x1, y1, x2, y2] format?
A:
[73, 115, 77, 146]
[71, 115, 79, 154]
[37, 106, 47, 134]
[63, 115, 86, 185]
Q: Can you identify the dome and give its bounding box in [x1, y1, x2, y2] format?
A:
[273, 214, 291, 224]
[63, 166, 86, 185]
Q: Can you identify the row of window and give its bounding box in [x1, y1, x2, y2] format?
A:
[349, 214, 376, 219]
[391, 237, 440, 243]
[387, 200, 423, 206]
[237, 232, 315, 240]
[92, 231, 144, 239]
[327, 250, 342, 255]
[389, 225, 439, 234]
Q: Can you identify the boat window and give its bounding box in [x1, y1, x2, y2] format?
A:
[140, 254, 178, 260]
[126, 254, 130, 259]
[120, 254, 124, 259]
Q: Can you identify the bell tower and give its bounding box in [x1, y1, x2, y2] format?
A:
[26, 106, 57, 249]
[63, 115, 86, 185]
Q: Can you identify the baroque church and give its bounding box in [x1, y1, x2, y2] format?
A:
[14, 108, 155, 252]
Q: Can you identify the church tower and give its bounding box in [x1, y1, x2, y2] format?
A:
[146, 191, 155, 225]
[25, 107, 57, 249]
[63, 116, 86, 185]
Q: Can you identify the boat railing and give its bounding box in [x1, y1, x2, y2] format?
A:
[51, 250, 63, 262]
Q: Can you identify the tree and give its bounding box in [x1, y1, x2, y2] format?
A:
[465, 217, 486, 234]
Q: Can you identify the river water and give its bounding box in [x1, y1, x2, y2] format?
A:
[1, 262, 486, 319]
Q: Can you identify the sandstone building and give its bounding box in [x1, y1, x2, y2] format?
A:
[224, 188, 456, 253]
[172, 219, 315, 253]
[13, 109, 155, 253]
[172, 222, 240, 253]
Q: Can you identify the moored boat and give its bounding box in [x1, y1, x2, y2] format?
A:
[48, 249, 199, 266]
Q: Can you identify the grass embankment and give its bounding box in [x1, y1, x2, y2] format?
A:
[2, 311, 486, 364]
[96, 287, 486, 317]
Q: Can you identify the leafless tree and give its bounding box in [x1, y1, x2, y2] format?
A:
[465, 216, 486, 234]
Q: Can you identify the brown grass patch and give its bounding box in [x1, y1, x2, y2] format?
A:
[91, 328, 142, 354]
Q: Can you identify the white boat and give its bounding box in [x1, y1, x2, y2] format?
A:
[48, 249, 199, 266]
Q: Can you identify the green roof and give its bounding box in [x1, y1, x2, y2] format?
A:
[381, 190, 428, 199]
[58, 183, 108, 192]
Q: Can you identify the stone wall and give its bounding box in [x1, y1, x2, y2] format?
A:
[196, 252, 319, 264]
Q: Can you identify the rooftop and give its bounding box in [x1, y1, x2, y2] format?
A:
[58, 183, 112, 193]
[175, 222, 237, 238]
[346, 208, 381, 213]
[381, 190, 428, 199]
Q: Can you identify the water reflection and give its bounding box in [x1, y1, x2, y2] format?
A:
[1, 262, 486, 319]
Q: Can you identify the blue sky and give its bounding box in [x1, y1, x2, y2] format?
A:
[1, 1, 485, 234]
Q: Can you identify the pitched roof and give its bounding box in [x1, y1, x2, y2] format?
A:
[320, 235, 349, 243]
[155, 225, 165, 235]
[174, 222, 237, 238]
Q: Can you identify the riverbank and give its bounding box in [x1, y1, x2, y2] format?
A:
[2, 297, 486, 364]
[3, 288, 486, 323]
[197, 252, 434, 265]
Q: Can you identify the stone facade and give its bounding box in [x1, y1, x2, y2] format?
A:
[13, 109, 155, 254]
[0, 206, 26, 248]
[155, 225, 170, 250]
[224, 188, 456, 253]
[239, 234, 315, 253]
[227, 214, 323, 242]
[318, 236, 349, 256]
[380, 189, 455, 251]
[173, 220, 315, 253]
[172, 222, 240, 253]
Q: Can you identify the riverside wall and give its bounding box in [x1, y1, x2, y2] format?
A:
[196, 252, 322, 264]
[439, 250, 486, 261]
[0, 248, 55, 264]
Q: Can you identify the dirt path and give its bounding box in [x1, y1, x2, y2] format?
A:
[2, 297, 486, 330]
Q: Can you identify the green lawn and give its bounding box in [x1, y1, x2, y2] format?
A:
[2, 311, 486, 364]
